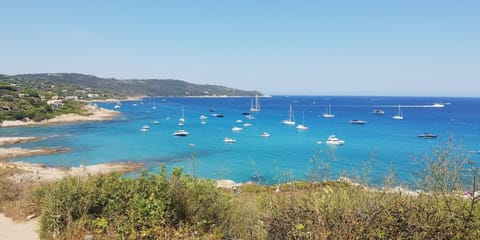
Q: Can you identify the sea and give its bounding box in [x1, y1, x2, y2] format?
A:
[2, 96, 479, 187]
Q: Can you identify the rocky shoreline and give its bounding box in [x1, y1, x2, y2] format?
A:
[1, 161, 144, 184]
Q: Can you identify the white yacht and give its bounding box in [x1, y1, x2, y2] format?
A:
[140, 125, 149, 132]
[372, 109, 385, 115]
[232, 127, 243, 132]
[349, 119, 367, 124]
[431, 103, 445, 108]
[172, 129, 189, 136]
[223, 137, 237, 143]
[114, 102, 121, 109]
[326, 135, 345, 145]
[260, 132, 270, 137]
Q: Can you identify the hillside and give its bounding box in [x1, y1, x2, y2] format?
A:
[9, 73, 262, 97]
[0, 73, 261, 122]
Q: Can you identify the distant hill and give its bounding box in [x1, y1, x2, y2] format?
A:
[0, 73, 262, 122]
[9, 73, 262, 97]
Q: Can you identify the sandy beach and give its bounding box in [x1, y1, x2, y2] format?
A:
[0, 105, 120, 128]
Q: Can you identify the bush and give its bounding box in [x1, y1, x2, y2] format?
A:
[37, 166, 231, 239]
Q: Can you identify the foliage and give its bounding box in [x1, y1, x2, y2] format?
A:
[1, 141, 479, 239]
[9, 73, 262, 98]
[37, 166, 231, 239]
[0, 73, 262, 122]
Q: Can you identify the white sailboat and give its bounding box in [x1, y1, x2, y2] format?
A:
[250, 94, 261, 112]
[178, 106, 185, 126]
[322, 104, 335, 118]
[296, 111, 308, 130]
[392, 105, 404, 120]
[282, 104, 296, 125]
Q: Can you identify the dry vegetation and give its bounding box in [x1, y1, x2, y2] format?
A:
[0, 141, 479, 239]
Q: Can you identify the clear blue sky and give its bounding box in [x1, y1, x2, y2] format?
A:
[1, 1, 479, 96]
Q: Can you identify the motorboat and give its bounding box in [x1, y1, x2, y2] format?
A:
[372, 109, 385, 115]
[199, 115, 208, 120]
[212, 113, 224, 117]
[243, 123, 252, 127]
[153, 120, 159, 125]
[223, 137, 237, 143]
[232, 127, 243, 132]
[417, 133, 437, 139]
[282, 104, 296, 125]
[140, 125, 149, 132]
[431, 103, 445, 108]
[326, 135, 345, 145]
[349, 119, 367, 124]
[172, 129, 189, 136]
[260, 132, 270, 137]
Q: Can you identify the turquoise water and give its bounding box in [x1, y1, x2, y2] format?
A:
[2, 96, 479, 186]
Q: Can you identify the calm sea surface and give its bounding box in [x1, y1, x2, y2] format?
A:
[2, 96, 479, 186]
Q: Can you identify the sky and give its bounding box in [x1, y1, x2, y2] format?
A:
[0, 0, 479, 97]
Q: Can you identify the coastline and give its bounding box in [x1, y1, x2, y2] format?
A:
[0, 147, 68, 160]
[0, 105, 120, 128]
[88, 95, 147, 103]
[0, 137, 68, 160]
[0, 137, 44, 146]
[1, 161, 144, 184]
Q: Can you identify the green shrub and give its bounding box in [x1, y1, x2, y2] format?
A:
[37, 166, 231, 239]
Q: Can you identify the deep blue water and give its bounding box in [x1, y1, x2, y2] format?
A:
[2, 96, 479, 186]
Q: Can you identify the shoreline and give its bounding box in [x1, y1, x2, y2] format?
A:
[0, 105, 120, 128]
[2, 161, 144, 184]
[0, 147, 68, 160]
[91, 95, 272, 101]
[0, 136, 68, 160]
[0, 137, 44, 146]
